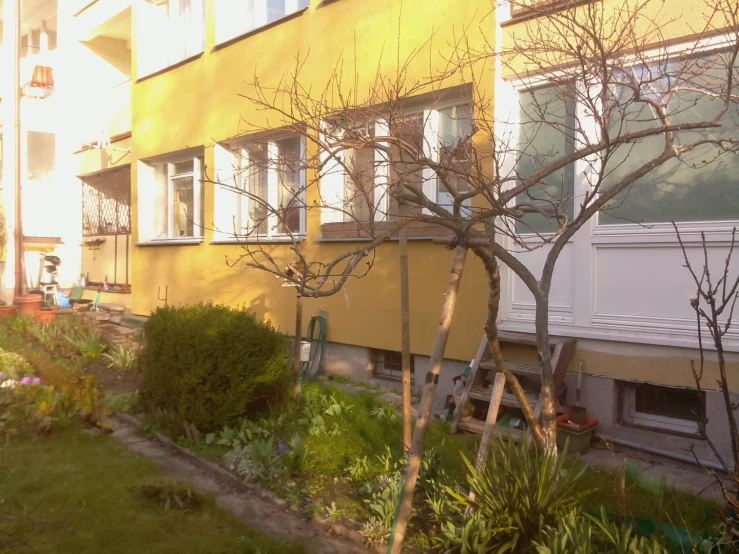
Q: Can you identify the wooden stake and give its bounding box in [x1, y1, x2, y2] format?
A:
[466, 372, 505, 508]
[389, 244, 468, 554]
[292, 293, 303, 397]
[399, 217, 412, 456]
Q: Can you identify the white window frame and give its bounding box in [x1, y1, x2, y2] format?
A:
[213, 136, 307, 242]
[138, 151, 204, 243]
[621, 383, 700, 436]
[497, 34, 739, 350]
[319, 95, 474, 225]
[214, 0, 310, 46]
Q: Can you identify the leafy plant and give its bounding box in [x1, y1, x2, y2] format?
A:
[70, 331, 106, 359]
[140, 302, 292, 431]
[446, 438, 590, 553]
[533, 508, 668, 554]
[365, 472, 402, 526]
[360, 516, 391, 548]
[370, 403, 398, 421]
[346, 456, 371, 481]
[0, 348, 35, 381]
[102, 344, 137, 373]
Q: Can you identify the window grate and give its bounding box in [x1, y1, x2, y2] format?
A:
[82, 166, 131, 236]
[373, 349, 415, 383]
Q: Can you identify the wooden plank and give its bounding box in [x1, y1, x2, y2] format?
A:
[479, 360, 542, 382]
[467, 373, 506, 507]
[552, 338, 577, 395]
[468, 388, 538, 409]
[457, 420, 523, 441]
[450, 335, 488, 434]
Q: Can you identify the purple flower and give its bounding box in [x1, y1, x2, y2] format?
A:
[32, 377, 42, 385]
[20, 377, 31, 385]
[0, 372, 4, 382]
[277, 440, 289, 455]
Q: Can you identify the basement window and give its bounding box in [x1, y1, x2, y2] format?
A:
[372, 350, 414, 384]
[619, 381, 703, 437]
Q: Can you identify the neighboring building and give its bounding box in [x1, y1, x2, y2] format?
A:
[2, 0, 738, 466]
[0, 0, 132, 307]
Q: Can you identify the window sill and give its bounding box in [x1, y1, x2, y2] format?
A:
[136, 52, 204, 84]
[136, 238, 204, 247]
[213, 8, 308, 51]
[210, 236, 306, 245]
[320, 221, 455, 241]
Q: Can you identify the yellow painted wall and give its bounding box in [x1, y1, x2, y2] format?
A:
[82, 234, 132, 285]
[129, 0, 739, 391]
[130, 0, 495, 363]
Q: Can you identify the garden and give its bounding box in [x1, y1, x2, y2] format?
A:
[0, 303, 731, 553]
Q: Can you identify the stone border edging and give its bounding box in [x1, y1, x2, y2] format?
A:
[112, 413, 374, 551]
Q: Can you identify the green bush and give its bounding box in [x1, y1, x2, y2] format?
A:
[140, 302, 292, 431]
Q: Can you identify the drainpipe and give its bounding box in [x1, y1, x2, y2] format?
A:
[12, 0, 24, 297]
[597, 432, 727, 473]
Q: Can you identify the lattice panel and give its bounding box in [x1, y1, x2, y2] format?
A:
[82, 166, 131, 236]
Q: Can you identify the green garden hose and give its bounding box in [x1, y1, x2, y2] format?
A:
[299, 315, 328, 382]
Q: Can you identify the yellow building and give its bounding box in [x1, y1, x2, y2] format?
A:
[2, 0, 737, 467]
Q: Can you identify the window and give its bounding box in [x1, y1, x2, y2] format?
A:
[82, 166, 132, 236]
[319, 97, 474, 226]
[27, 131, 55, 182]
[138, 0, 204, 77]
[600, 54, 739, 225]
[620, 381, 702, 436]
[139, 153, 204, 241]
[215, 0, 310, 45]
[372, 350, 415, 383]
[214, 136, 306, 240]
[516, 85, 576, 234]
[21, 14, 57, 59]
[437, 105, 474, 212]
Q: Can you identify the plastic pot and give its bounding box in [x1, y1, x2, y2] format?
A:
[34, 307, 59, 325]
[0, 305, 17, 318]
[15, 294, 43, 314]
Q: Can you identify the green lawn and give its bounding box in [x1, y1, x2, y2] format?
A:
[0, 425, 310, 554]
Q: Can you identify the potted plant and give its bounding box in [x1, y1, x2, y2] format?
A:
[34, 306, 59, 325]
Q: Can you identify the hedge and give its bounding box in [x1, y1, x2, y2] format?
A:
[140, 302, 293, 431]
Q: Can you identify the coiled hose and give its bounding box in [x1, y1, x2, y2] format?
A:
[299, 315, 328, 382]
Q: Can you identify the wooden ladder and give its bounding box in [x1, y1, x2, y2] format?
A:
[450, 332, 577, 440]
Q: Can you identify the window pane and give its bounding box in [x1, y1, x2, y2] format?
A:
[601, 56, 739, 224]
[438, 105, 474, 209]
[172, 175, 194, 236]
[276, 137, 301, 234]
[344, 136, 375, 223]
[516, 86, 576, 233]
[172, 160, 194, 175]
[246, 145, 269, 235]
[27, 131, 55, 181]
[390, 114, 424, 218]
[633, 383, 700, 422]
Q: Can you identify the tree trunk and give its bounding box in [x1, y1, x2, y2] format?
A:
[478, 248, 546, 448]
[399, 223, 413, 456]
[534, 293, 558, 455]
[292, 293, 303, 398]
[389, 244, 468, 554]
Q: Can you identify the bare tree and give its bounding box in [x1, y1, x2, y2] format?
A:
[205, 0, 739, 548]
[676, 224, 739, 504]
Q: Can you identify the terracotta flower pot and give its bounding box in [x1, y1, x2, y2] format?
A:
[34, 307, 59, 325]
[15, 294, 43, 314]
[0, 305, 17, 318]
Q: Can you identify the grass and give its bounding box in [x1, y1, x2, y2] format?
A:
[0, 425, 311, 554]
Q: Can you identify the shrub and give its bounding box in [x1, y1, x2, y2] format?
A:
[0, 349, 35, 381]
[140, 302, 292, 431]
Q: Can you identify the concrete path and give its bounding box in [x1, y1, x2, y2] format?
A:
[581, 441, 725, 502]
[110, 418, 371, 554]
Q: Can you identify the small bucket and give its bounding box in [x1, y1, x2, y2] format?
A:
[569, 405, 588, 426]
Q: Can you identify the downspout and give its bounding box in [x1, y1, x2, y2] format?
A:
[597, 432, 727, 474]
[13, 0, 23, 297]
